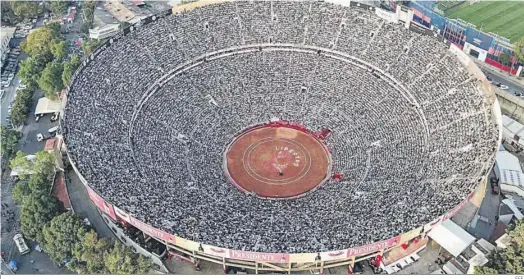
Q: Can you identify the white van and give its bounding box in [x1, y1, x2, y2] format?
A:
[48, 126, 59, 134]
[13, 234, 30, 255]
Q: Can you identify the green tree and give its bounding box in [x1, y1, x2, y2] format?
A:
[62, 62, 74, 86]
[9, 150, 55, 180]
[82, 40, 101, 56]
[38, 62, 64, 99]
[13, 180, 31, 202]
[43, 212, 88, 263]
[28, 171, 51, 193]
[21, 27, 58, 63]
[8, 88, 33, 126]
[71, 54, 81, 70]
[46, 22, 63, 38]
[499, 52, 511, 66]
[20, 193, 62, 243]
[1, 1, 17, 24]
[33, 151, 55, 175]
[49, 0, 70, 16]
[104, 242, 152, 274]
[10, 1, 41, 20]
[0, 125, 21, 158]
[18, 58, 43, 86]
[9, 151, 32, 179]
[475, 220, 524, 274]
[514, 38, 524, 64]
[70, 231, 112, 274]
[51, 41, 68, 60]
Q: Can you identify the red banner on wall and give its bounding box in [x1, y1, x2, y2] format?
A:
[320, 249, 348, 261]
[229, 250, 290, 263]
[127, 215, 174, 244]
[85, 185, 117, 220]
[347, 236, 400, 257]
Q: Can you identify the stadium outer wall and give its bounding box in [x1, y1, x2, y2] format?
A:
[61, 0, 503, 274]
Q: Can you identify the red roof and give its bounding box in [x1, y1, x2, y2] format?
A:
[45, 138, 57, 151]
[52, 173, 72, 211]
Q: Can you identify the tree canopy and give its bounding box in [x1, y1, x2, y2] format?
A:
[499, 52, 511, 66]
[70, 230, 113, 274]
[51, 41, 68, 60]
[9, 151, 33, 178]
[43, 212, 88, 263]
[38, 61, 64, 99]
[18, 58, 43, 87]
[50, 0, 70, 16]
[9, 150, 55, 179]
[21, 24, 63, 64]
[62, 62, 74, 87]
[13, 180, 31, 203]
[20, 193, 63, 243]
[104, 242, 152, 274]
[475, 220, 524, 274]
[10, 1, 42, 20]
[0, 125, 21, 158]
[515, 38, 524, 64]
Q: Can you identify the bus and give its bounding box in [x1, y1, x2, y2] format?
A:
[13, 234, 30, 255]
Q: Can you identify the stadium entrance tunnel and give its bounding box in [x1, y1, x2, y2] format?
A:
[224, 122, 332, 199]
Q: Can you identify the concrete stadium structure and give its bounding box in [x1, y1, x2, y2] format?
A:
[61, 0, 502, 273]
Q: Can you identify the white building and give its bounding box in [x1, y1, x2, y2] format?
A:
[494, 148, 524, 197]
[1, 27, 16, 58]
[89, 7, 121, 40]
[501, 114, 524, 151]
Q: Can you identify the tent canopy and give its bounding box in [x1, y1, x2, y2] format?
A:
[428, 220, 476, 257]
[35, 97, 61, 116]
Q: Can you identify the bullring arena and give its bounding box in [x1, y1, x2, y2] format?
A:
[62, 0, 502, 274]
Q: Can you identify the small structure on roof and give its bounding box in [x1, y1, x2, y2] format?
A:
[44, 138, 57, 153]
[35, 97, 61, 116]
[495, 233, 512, 249]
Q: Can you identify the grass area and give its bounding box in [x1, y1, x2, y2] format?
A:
[445, 1, 524, 43]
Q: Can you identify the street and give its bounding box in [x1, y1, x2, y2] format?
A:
[1, 8, 92, 275]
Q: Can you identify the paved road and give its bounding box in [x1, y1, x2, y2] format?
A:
[468, 169, 501, 240]
[66, 169, 114, 238]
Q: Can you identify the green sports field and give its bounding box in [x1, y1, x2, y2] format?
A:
[444, 1, 524, 43]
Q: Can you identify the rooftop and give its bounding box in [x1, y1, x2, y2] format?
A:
[94, 7, 120, 27]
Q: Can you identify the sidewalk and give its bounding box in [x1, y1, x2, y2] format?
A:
[474, 60, 524, 87]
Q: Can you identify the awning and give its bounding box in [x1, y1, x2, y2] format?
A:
[502, 199, 524, 220]
[427, 220, 476, 257]
[35, 97, 61, 116]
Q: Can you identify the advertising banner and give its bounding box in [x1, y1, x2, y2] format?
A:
[465, 27, 493, 51]
[85, 185, 117, 220]
[319, 249, 349, 261]
[175, 237, 200, 251]
[201, 244, 230, 258]
[113, 205, 131, 223]
[127, 215, 174, 244]
[229, 250, 290, 263]
[347, 236, 400, 257]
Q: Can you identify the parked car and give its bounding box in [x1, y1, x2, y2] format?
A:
[490, 177, 500, 195]
[500, 84, 509, 90]
[13, 234, 30, 255]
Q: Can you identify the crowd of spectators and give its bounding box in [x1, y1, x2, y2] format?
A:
[62, 1, 499, 253]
